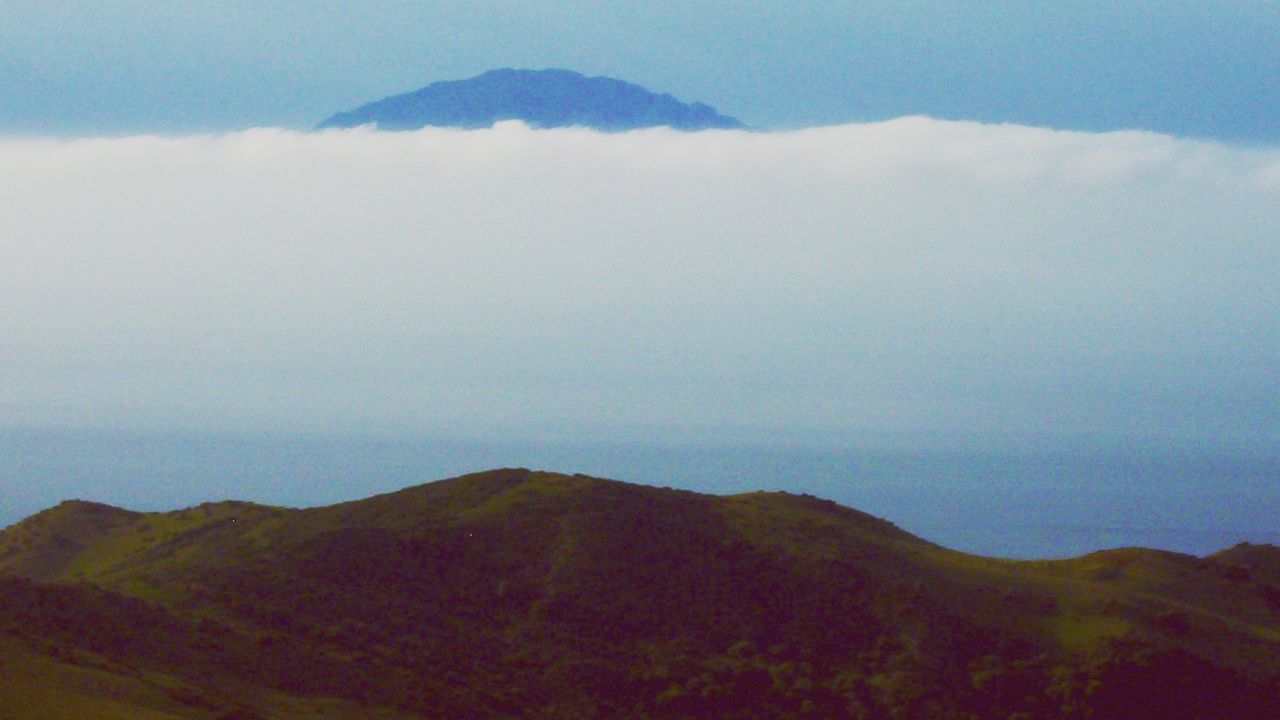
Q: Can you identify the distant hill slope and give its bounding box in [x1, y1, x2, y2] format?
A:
[316, 68, 746, 131]
[2, 469, 1278, 719]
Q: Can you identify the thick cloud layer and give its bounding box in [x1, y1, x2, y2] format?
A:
[2, 120, 1277, 451]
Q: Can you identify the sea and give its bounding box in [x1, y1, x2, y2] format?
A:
[2, 429, 1276, 560]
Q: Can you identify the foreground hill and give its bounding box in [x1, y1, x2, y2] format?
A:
[316, 68, 746, 131]
[1, 469, 1277, 719]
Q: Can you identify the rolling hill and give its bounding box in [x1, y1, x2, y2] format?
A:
[315, 68, 746, 131]
[1, 469, 1277, 719]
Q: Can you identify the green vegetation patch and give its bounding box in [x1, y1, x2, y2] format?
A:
[1051, 613, 1132, 651]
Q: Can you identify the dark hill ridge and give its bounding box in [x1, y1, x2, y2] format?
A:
[316, 68, 746, 131]
[1, 469, 1278, 719]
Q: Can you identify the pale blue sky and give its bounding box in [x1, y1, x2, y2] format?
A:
[2, 2, 1278, 138]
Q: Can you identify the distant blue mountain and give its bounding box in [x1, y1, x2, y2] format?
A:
[316, 68, 745, 132]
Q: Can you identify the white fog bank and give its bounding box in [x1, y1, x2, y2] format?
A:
[2, 120, 1277, 451]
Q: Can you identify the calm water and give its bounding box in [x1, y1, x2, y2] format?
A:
[2, 429, 1276, 559]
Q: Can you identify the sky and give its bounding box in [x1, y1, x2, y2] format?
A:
[1, 2, 1279, 139]
[1, 4, 1279, 532]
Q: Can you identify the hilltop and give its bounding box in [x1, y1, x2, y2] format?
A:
[316, 68, 746, 131]
[1, 469, 1278, 719]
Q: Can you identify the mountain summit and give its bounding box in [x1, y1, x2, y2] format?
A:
[316, 68, 746, 131]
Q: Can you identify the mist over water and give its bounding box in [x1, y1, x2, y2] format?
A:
[2, 121, 1277, 555]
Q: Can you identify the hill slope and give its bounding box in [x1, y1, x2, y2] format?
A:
[2, 469, 1278, 719]
[316, 68, 746, 131]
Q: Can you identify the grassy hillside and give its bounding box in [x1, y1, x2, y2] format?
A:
[2, 469, 1277, 719]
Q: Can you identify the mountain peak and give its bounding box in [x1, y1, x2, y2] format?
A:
[316, 68, 746, 132]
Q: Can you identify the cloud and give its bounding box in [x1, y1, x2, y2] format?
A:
[1, 120, 1277, 450]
